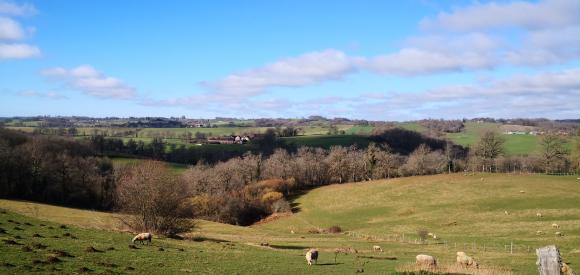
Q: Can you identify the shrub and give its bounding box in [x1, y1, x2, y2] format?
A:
[271, 199, 291, 213]
[261, 191, 283, 204]
[327, 225, 343, 233]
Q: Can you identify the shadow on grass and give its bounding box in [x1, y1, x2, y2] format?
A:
[357, 255, 397, 260]
[190, 236, 230, 243]
[269, 244, 309, 250]
[317, 263, 343, 266]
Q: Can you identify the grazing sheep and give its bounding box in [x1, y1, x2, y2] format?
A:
[456, 251, 478, 268]
[536, 212, 542, 218]
[132, 233, 152, 245]
[552, 223, 560, 229]
[504, 210, 509, 215]
[290, 230, 295, 234]
[432, 234, 438, 240]
[536, 230, 544, 235]
[562, 262, 575, 275]
[305, 249, 318, 266]
[372, 245, 383, 252]
[427, 232, 434, 237]
[555, 231, 563, 237]
[415, 254, 437, 267]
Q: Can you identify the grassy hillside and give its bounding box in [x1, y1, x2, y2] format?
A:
[1, 173, 578, 274]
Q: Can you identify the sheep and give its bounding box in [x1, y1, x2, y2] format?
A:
[562, 262, 575, 275]
[132, 232, 152, 245]
[305, 249, 318, 266]
[555, 231, 563, 237]
[432, 234, 438, 240]
[372, 245, 383, 252]
[552, 223, 560, 229]
[504, 210, 509, 215]
[536, 212, 542, 218]
[536, 230, 543, 235]
[427, 232, 434, 237]
[415, 254, 437, 267]
[519, 190, 525, 193]
[456, 251, 478, 268]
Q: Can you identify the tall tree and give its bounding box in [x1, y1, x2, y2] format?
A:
[474, 131, 505, 172]
[540, 133, 569, 174]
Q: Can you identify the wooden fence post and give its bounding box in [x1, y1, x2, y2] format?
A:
[536, 245, 561, 275]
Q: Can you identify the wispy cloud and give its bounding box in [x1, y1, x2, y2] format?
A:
[42, 65, 137, 99]
[0, 0, 36, 16]
[419, 0, 580, 31]
[18, 90, 67, 100]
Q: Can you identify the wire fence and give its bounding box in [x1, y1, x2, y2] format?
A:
[343, 231, 538, 255]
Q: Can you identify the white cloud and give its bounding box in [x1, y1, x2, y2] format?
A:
[420, 0, 580, 31]
[42, 65, 137, 99]
[0, 16, 23, 40]
[0, 0, 36, 16]
[0, 42, 39, 59]
[201, 49, 355, 96]
[361, 47, 495, 75]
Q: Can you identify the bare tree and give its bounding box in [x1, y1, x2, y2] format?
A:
[116, 161, 193, 235]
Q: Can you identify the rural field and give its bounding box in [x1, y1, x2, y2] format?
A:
[1, 173, 578, 274]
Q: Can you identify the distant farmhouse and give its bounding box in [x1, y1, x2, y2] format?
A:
[207, 135, 251, 144]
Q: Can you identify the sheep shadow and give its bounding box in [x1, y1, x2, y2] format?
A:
[317, 263, 343, 266]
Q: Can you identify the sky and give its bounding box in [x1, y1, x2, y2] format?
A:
[0, 0, 579, 121]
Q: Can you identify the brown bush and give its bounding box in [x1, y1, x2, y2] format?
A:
[326, 225, 343, 233]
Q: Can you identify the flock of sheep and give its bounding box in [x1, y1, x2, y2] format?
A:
[506, 211, 565, 237]
[304, 246, 478, 269]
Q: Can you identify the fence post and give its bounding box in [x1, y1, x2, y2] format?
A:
[536, 245, 561, 275]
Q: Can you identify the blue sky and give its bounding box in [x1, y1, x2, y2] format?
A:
[0, 0, 579, 120]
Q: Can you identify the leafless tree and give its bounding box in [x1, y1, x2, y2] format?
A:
[116, 161, 193, 235]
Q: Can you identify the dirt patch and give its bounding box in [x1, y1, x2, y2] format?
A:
[50, 249, 74, 258]
[32, 242, 47, 249]
[252, 212, 292, 226]
[2, 239, 22, 245]
[84, 246, 102, 253]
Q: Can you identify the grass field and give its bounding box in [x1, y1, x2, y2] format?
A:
[1, 173, 578, 274]
[447, 122, 545, 156]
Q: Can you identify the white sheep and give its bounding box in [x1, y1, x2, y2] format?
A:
[305, 249, 318, 265]
[504, 210, 509, 215]
[132, 232, 152, 245]
[562, 262, 575, 275]
[372, 245, 383, 252]
[536, 212, 542, 218]
[427, 232, 434, 237]
[456, 251, 478, 268]
[555, 231, 563, 237]
[536, 230, 543, 235]
[552, 223, 560, 229]
[432, 234, 438, 240]
[415, 254, 437, 267]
